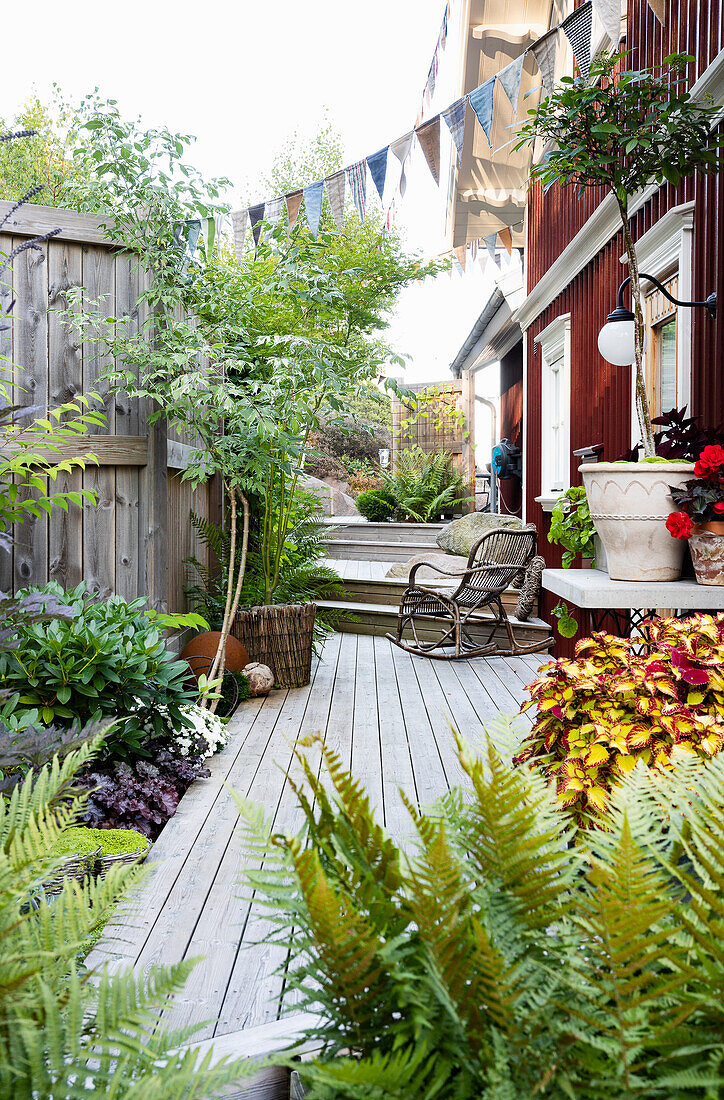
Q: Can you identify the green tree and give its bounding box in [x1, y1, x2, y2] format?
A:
[516, 51, 723, 457]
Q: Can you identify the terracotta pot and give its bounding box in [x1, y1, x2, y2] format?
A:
[689, 521, 724, 586]
[580, 462, 694, 582]
[181, 631, 250, 679]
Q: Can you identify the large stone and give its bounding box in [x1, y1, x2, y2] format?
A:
[386, 553, 470, 582]
[436, 512, 522, 556]
[298, 475, 359, 517]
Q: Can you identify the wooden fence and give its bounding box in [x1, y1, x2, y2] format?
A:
[0, 200, 217, 612]
[391, 377, 476, 511]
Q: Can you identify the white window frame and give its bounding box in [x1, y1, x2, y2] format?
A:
[534, 313, 571, 512]
[621, 202, 694, 448]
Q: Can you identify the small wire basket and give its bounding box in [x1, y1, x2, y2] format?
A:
[43, 847, 102, 896]
[96, 839, 152, 880]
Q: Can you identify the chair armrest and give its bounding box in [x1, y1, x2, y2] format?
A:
[408, 561, 506, 587]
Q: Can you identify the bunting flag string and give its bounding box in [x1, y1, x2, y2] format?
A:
[442, 98, 466, 164]
[347, 160, 367, 222]
[231, 209, 248, 263]
[286, 190, 303, 232]
[530, 28, 559, 98]
[303, 181, 324, 239]
[592, 0, 621, 45]
[231, 1, 599, 261]
[325, 170, 346, 231]
[367, 147, 389, 205]
[248, 203, 265, 249]
[496, 55, 525, 120]
[468, 78, 495, 147]
[415, 116, 441, 185]
[390, 131, 414, 197]
[561, 2, 594, 82]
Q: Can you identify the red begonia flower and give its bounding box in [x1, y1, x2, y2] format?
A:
[666, 511, 693, 539]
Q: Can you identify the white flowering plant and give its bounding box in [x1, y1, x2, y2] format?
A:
[126, 698, 230, 761]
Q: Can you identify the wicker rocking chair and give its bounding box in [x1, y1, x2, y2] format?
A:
[386, 526, 554, 660]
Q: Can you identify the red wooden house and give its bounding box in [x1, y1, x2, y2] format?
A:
[450, 0, 724, 650]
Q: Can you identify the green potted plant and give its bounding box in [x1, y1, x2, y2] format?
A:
[547, 486, 596, 567]
[667, 443, 724, 585]
[517, 52, 722, 581]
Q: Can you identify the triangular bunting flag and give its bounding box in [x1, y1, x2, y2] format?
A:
[286, 190, 303, 232]
[346, 161, 367, 222]
[454, 244, 467, 271]
[390, 131, 414, 197]
[562, 2, 593, 82]
[415, 116, 441, 185]
[469, 239, 478, 262]
[496, 55, 525, 119]
[468, 78, 496, 146]
[484, 232, 498, 259]
[646, 0, 665, 22]
[265, 197, 284, 227]
[260, 197, 283, 243]
[367, 147, 389, 205]
[499, 226, 513, 255]
[248, 203, 265, 249]
[325, 171, 346, 231]
[591, 0, 621, 45]
[442, 99, 466, 164]
[531, 29, 559, 97]
[231, 209, 248, 263]
[303, 181, 324, 239]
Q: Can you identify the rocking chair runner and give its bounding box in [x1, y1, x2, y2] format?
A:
[386, 526, 554, 660]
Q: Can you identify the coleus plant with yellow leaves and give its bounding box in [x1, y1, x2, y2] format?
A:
[514, 613, 724, 823]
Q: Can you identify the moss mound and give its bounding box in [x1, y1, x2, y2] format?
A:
[49, 826, 148, 859]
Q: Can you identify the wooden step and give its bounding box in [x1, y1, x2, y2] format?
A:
[339, 576, 530, 616]
[321, 520, 444, 544]
[323, 538, 440, 562]
[318, 599, 551, 648]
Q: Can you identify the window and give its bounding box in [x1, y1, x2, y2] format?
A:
[624, 203, 694, 446]
[535, 314, 571, 510]
[645, 277, 678, 418]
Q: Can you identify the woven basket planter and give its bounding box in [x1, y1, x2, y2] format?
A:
[44, 847, 101, 896]
[232, 603, 317, 688]
[97, 839, 152, 880]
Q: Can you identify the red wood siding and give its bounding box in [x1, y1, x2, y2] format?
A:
[524, 0, 724, 654]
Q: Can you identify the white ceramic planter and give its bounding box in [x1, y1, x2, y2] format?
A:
[579, 462, 694, 582]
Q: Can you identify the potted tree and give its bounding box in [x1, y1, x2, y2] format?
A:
[517, 52, 723, 581]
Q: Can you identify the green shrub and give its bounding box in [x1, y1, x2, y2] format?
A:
[381, 447, 471, 522]
[0, 740, 251, 1097]
[547, 485, 596, 566]
[515, 613, 724, 824]
[355, 489, 396, 522]
[48, 825, 147, 858]
[0, 582, 197, 754]
[238, 728, 724, 1096]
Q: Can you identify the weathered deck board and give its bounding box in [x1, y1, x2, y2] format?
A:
[89, 634, 544, 1043]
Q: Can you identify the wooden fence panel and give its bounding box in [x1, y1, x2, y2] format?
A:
[0, 202, 213, 611]
[391, 379, 476, 512]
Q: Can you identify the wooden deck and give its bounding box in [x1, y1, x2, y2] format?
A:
[90, 632, 543, 1052]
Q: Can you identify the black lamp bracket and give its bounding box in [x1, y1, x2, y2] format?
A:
[616, 273, 717, 319]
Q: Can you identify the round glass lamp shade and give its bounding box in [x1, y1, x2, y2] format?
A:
[597, 317, 636, 366]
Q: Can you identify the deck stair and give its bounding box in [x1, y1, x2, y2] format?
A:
[319, 518, 551, 648]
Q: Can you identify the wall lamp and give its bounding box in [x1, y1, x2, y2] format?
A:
[597, 273, 717, 367]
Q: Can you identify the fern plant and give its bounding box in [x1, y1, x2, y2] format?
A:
[236, 725, 724, 1097]
[382, 447, 472, 522]
[0, 739, 251, 1099]
[185, 491, 344, 648]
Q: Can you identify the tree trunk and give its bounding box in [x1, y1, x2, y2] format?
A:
[616, 196, 655, 457]
[208, 490, 249, 716]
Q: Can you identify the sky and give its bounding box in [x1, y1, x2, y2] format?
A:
[4, 0, 500, 445]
